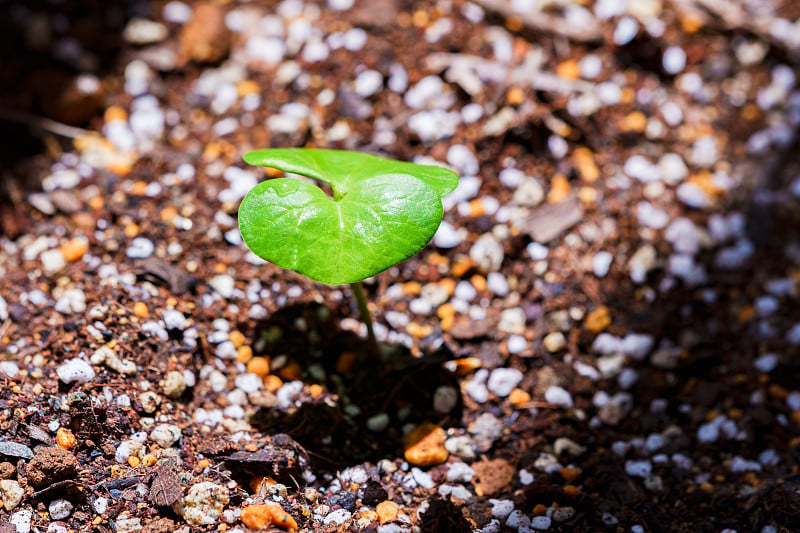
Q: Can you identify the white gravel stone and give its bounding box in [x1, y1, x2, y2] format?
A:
[163, 1, 192, 23]
[48, 499, 73, 520]
[662, 46, 686, 74]
[543, 331, 567, 353]
[531, 515, 552, 530]
[613, 16, 639, 45]
[57, 358, 95, 384]
[0, 480, 24, 510]
[470, 234, 504, 272]
[507, 335, 527, 354]
[659, 153, 688, 184]
[0, 361, 19, 379]
[174, 482, 229, 526]
[54, 288, 86, 315]
[625, 459, 652, 478]
[636, 201, 669, 229]
[447, 144, 480, 176]
[10, 509, 32, 533]
[513, 178, 545, 207]
[41, 249, 66, 273]
[126, 237, 155, 259]
[544, 386, 573, 408]
[665, 217, 700, 255]
[498, 307, 526, 335]
[354, 69, 383, 98]
[490, 499, 514, 519]
[150, 424, 181, 448]
[487, 368, 523, 397]
[592, 251, 613, 277]
[234, 372, 263, 394]
[465, 369, 490, 403]
[405, 75, 444, 109]
[579, 54, 603, 79]
[324, 508, 352, 525]
[506, 510, 531, 530]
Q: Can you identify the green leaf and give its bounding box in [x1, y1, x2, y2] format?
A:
[239, 149, 459, 285]
[242, 148, 459, 199]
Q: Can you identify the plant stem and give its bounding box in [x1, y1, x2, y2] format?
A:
[349, 281, 377, 351]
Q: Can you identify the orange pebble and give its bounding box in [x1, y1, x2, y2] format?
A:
[123, 223, 139, 238]
[246, 357, 270, 378]
[547, 174, 571, 204]
[563, 484, 581, 497]
[60, 238, 89, 262]
[278, 361, 302, 381]
[127, 455, 141, 468]
[132, 302, 148, 318]
[532, 504, 548, 516]
[56, 427, 76, 450]
[88, 196, 104, 211]
[240, 503, 298, 532]
[404, 422, 448, 466]
[556, 59, 580, 80]
[309, 384, 324, 398]
[263, 375, 283, 392]
[376, 501, 399, 524]
[237, 346, 254, 364]
[508, 388, 531, 406]
[104, 105, 128, 123]
[560, 467, 581, 482]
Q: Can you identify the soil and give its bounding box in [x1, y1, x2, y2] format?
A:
[1, 0, 800, 532]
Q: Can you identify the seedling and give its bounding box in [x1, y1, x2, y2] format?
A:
[239, 148, 459, 346]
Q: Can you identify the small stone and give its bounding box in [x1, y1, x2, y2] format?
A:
[0, 479, 24, 510]
[162, 371, 187, 399]
[124, 18, 169, 45]
[240, 503, 297, 531]
[115, 514, 142, 533]
[553, 437, 587, 457]
[552, 506, 576, 522]
[48, 498, 73, 520]
[0, 442, 33, 460]
[487, 368, 523, 397]
[10, 509, 32, 533]
[41, 249, 66, 274]
[592, 251, 613, 277]
[56, 358, 95, 384]
[531, 515, 552, 530]
[468, 413, 504, 452]
[513, 178, 545, 206]
[150, 424, 182, 448]
[323, 508, 352, 526]
[90, 346, 137, 375]
[662, 46, 686, 74]
[498, 308, 526, 335]
[210, 275, 235, 298]
[584, 306, 611, 333]
[433, 386, 459, 414]
[404, 423, 448, 466]
[598, 393, 633, 425]
[625, 460, 652, 478]
[544, 386, 574, 408]
[470, 234, 504, 273]
[126, 237, 155, 259]
[543, 332, 567, 353]
[173, 482, 229, 526]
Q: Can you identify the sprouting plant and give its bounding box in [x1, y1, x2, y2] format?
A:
[238, 148, 459, 347]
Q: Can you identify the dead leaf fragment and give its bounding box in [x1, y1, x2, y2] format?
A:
[149, 458, 181, 507]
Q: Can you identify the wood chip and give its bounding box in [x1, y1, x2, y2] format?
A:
[512, 195, 584, 243]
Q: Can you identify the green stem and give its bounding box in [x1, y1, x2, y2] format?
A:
[349, 281, 377, 351]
